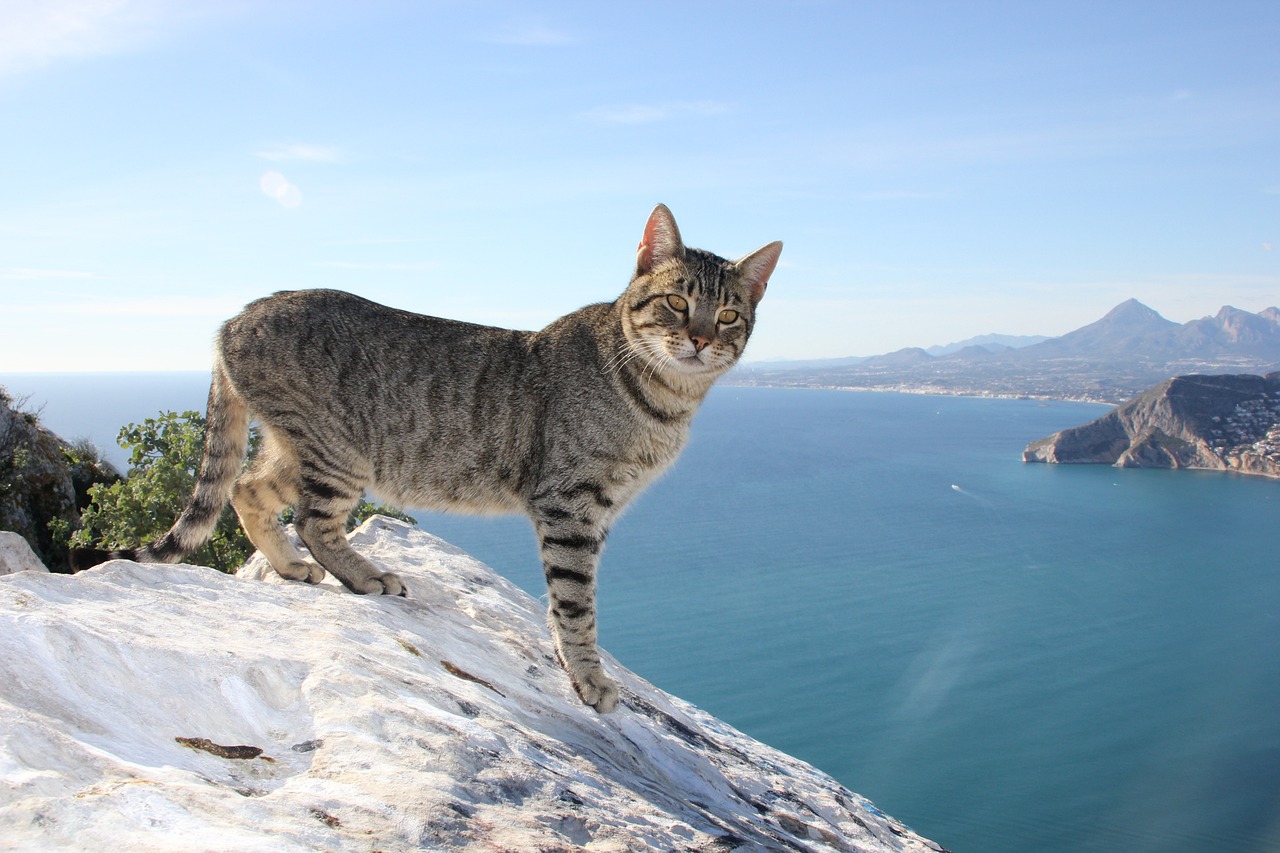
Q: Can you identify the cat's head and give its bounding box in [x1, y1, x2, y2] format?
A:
[621, 204, 781, 379]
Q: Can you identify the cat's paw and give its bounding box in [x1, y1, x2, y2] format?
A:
[277, 560, 325, 584]
[572, 669, 619, 714]
[354, 572, 408, 597]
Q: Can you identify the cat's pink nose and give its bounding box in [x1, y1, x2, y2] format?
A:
[690, 336, 710, 352]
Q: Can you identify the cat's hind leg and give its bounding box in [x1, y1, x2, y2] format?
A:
[292, 458, 406, 596]
[230, 432, 323, 583]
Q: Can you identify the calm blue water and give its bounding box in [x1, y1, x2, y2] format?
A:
[4, 372, 1279, 852]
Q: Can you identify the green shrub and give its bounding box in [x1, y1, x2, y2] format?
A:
[70, 411, 413, 573]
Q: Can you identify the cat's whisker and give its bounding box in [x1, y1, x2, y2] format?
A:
[636, 339, 669, 383]
[605, 349, 645, 382]
[608, 335, 668, 384]
[604, 342, 640, 376]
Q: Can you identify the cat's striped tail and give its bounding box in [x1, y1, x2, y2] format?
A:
[69, 362, 251, 572]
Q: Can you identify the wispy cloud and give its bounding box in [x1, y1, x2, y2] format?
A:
[854, 189, 955, 202]
[0, 0, 203, 76]
[0, 268, 95, 281]
[252, 143, 343, 163]
[315, 261, 438, 272]
[7, 295, 238, 317]
[328, 237, 428, 246]
[486, 23, 574, 46]
[580, 101, 731, 125]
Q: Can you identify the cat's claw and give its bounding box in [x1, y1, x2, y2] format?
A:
[343, 572, 408, 596]
[372, 572, 407, 597]
[574, 670, 619, 714]
[279, 560, 326, 584]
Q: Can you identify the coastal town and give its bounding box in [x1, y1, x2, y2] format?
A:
[1209, 392, 1280, 473]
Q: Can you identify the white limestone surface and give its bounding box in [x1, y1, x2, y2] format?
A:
[0, 531, 48, 576]
[0, 517, 943, 852]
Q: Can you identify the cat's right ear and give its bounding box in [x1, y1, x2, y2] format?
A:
[636, 204, 685, 276]
[733, 240, 783, 305]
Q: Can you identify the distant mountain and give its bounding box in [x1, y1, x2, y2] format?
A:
[1177, 306, 1280, 356]
[1022, 299, 1280, 362]
[862, 346, 933, 367]
[927, 333, 1051, 357]
[1025, 298, 1180, 359]
[731, 300, 1280, 403]
[742, 355, 869, 370]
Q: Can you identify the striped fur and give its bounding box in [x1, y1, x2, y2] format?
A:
[75, 205, 781, 713]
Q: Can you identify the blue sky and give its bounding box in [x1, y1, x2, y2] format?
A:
[1, 0, 1277, 371]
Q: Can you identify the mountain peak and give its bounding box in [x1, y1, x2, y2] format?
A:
[1101, 298, 1170, 325]
[868, 346, 934, 367]
[1184, 305, 1280, 349]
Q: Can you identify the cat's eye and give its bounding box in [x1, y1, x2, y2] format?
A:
[666, 294, 689, 312]
[718, 309, 740, 324]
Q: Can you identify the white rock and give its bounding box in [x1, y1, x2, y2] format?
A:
[0, 517, 942, 852]
[0, 531, 48, 575]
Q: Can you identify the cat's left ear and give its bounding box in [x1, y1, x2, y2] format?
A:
[733, 241, 783, 305]
[637, 204, 685, 276]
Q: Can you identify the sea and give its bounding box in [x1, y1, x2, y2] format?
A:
[4, 371, 1278, 853]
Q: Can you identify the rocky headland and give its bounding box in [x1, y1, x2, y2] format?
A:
[1023, 372, 1280, 477]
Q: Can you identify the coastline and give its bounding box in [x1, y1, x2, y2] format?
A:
[1025, 455, 1280, 482]
[729, 381, 1280, 481]
[724, 379, 1122, 406]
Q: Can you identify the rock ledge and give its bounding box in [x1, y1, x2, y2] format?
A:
[0, 517, 944, 853]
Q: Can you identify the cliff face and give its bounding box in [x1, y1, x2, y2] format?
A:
[0, 389, 120, 570]
[0, 394, 79, 568]
[1023, 373, 1280, 477]
[0, 517, 944, 853]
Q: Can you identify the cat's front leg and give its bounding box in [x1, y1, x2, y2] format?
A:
[537, 523, 618, 713]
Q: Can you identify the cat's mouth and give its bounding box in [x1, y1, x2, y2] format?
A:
[652, 339, 720, 374]
[670, 352, 716, 372]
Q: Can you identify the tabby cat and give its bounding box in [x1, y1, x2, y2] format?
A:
[71, 204, 782, 713]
